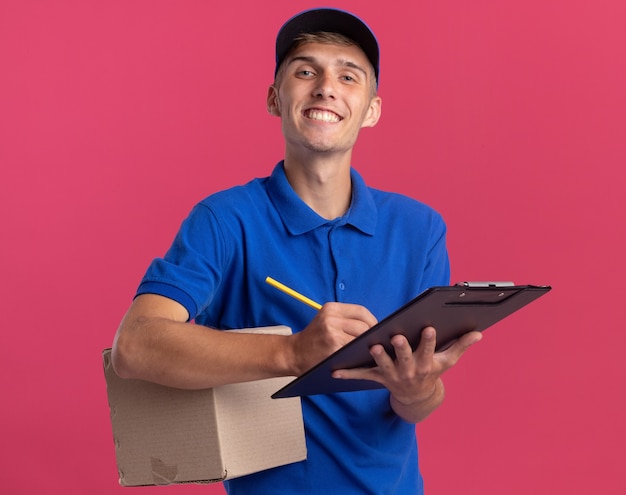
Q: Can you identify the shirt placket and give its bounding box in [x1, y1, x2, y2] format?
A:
[328, 223, 347, 303]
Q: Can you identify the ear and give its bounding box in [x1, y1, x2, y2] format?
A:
[266, 85, 281, 117]
[361, 95, 382, 128]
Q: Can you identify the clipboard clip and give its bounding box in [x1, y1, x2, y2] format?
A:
[456, 281, 515, 288]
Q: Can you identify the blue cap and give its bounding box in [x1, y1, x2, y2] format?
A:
[275, 8, 380, 85]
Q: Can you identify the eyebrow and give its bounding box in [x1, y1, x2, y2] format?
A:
[287, 55, 369, 79]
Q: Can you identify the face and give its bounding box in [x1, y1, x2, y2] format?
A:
[267, 42, 382, 157]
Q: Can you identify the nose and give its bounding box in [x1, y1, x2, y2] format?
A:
[313, 71, 336, 99]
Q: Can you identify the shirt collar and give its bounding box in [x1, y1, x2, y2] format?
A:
[266, 161, 377, 236]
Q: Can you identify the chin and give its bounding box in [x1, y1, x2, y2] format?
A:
[304, 142, 336, 153]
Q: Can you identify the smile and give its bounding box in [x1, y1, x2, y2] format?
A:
[304, 109, 342, 123]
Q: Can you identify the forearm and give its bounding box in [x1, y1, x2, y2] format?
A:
[390, 378, 445, 424]
[111, 298, 296, 389]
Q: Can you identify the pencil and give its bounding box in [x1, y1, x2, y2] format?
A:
[265, 276, 323, 311]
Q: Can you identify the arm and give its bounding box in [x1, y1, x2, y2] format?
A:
[111, 294, 377, 389]
[333, 327, 482, 423]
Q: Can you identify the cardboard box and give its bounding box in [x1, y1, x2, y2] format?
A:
[103, 325, 307, 486]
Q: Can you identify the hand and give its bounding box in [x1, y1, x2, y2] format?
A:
[289, 302, 378, 376]
[332, 327, 482, 420]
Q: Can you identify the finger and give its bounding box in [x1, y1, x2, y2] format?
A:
[460, 330, 483, 347]
[450, 330, 482, 353]
[321, 302, 378, 337]
[439, 331, 482, 365]
[389, 334, 414, 370]
[338, 303, 378, 329]
[322, 302, 377, 320]
[333, 344, 392, 383]
[341, 318, 375, 338]
[332, 365, 384, 384]
[370, 343, 396, 371]
[417, 326, 437, 358]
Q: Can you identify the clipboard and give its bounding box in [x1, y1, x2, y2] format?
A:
[272, 283, 551, 398]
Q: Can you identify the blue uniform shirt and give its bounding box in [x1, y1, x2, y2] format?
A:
[137, 161, 450, 494]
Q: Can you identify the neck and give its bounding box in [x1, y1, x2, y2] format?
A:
[283, 151, 352, 220]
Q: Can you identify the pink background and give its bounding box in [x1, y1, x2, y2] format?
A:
[1, 0, 625, 493]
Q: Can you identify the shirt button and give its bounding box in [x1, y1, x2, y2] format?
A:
[339, 282, 346, 290]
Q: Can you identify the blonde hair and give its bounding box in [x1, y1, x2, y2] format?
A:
[273, 32, 377, 95]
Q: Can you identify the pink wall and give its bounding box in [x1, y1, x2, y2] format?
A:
[1, 1, 624, 493]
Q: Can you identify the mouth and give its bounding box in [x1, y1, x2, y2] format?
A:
[303, 108, 342, 123]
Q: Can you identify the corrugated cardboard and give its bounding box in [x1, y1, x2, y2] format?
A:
[103, 325, 307, 486]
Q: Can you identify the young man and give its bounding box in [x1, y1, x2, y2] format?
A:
[112, 8, 481, 494]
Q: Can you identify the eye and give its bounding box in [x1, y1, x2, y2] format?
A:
[297, 69, 315, 78]
[341, 74, 359, 83]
